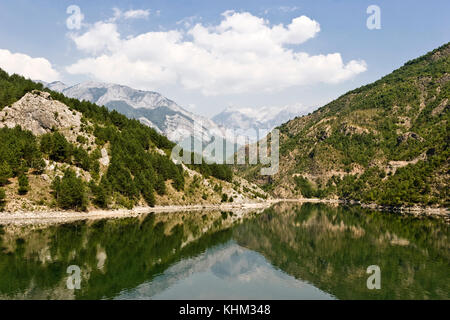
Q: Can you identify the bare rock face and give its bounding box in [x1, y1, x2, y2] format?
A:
[99, 147, 110, 166]
[0, 90, 82, 135]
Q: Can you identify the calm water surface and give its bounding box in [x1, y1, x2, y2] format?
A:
[0, 203, 448, 300]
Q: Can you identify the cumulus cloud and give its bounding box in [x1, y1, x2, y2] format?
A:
[69, 22, 121, 54]
[0, 49, 59, 82]
[66, 10, 366, 95]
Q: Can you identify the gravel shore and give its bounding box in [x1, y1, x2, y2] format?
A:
[0, 199, 447, 225]
[0, 201, 279, 226]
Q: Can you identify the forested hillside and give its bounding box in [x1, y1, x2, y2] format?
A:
[241, 43, 449, 207]
[0, 70, 266, 212]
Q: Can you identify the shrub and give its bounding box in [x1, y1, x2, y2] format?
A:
[221, 193, 228, 203]
[294, 176, 315, 198]
[32, 158, 46, 175]
[18, 174, 29, 195]
[0, 187, 5, 211]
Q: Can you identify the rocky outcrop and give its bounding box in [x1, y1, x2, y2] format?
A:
[396, 131, 424, 145]
[340, 123, 370, 136]
[0, 90, 82, 136]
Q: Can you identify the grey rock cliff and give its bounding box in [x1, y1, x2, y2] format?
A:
[0, 90, 82, 136]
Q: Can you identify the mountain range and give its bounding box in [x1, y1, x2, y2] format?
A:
[0, 69, 269, 212]
[39, 81, 305, 145]
[1, 42, 448, 210]
[39, 81, 224, 147]
[212, 104, 312, 140]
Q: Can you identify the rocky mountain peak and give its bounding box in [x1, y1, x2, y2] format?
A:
[0, 90, 82, 136]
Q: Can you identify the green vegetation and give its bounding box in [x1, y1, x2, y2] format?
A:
[294, 176, 316, 198]
[233, 203, 450, 299]
[17, 173, 29, 195]
[0, 188, 5, 211]
[192, 162, 233, 182]
[0, 67, 235, 210]
[221, 193, 228, 202]
[51, 169, 88, 211]
[247, 42, 450, 207]
[39, 132, 97, 173]
[0, 126, 42, 182]
[0, 161, 12, 186]
[0, 211, 236, 299]
[0, 70, 42, 108]
[88, 177, 110, 209]
[40, 132, 71, 162]
[183, 151, 233, 182]
[0, 204, 447, 299]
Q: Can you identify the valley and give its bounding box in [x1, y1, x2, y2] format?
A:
[0, 0, 448, 304]
[0, 44, 448, 219]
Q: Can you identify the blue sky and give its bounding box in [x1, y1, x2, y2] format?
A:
[0, 0, 449, 117]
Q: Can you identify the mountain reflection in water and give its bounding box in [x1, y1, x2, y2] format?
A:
[0, 203, 448, 300]
[117, 241, 333, 300]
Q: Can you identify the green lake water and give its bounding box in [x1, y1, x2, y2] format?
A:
[0, 203, 448, 300]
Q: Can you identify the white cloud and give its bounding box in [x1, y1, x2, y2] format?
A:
[176, 15, 201, 28]
[124, 9, 150, 19]
[110, 7, 122, 22]
[69, 22, 121, 54]
[0, 49, 59, 82]
[66, 10, 366, 95]
[108, 8, 150, 21]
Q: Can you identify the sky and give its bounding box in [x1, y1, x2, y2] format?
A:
[0, 0, 449, 118]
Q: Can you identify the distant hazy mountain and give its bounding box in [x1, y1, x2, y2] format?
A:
[41, 81, 226, 148]
[212, 104, 310, 140]
[45, 81, 69, 92]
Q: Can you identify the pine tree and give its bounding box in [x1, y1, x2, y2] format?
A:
[89, 179, 109, 209]
[0, 162, 12, 186]
[18, 174, 29, 195]
[154, 175, 166, 195]
[142, 187, 156, 207]
[51, 169, 87, 211]
[33, 158, 46, 175]
[40, 132, 72, 162]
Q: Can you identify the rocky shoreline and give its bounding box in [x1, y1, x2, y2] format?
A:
[0, 201, 279, 226]
[0, 198, 448, 226]
[359, 202, 449, 221]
